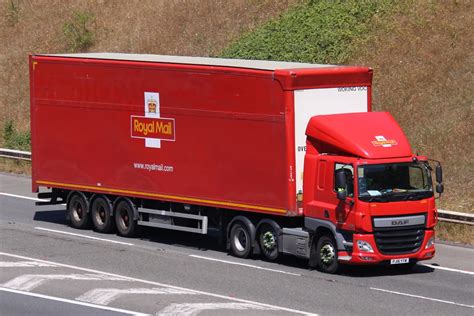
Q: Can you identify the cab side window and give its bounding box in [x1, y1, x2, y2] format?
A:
[334, 163, 354, 197]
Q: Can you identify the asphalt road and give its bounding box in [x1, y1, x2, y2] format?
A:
[0, 172, 473, 315]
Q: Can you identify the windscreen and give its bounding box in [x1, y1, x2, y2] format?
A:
[358, 162, 433, 202]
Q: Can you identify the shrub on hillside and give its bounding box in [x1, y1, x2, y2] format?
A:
[221, 0, 394, 64]
[5, 0, 20, 26]
[3, 120, 30, 151]
[63, 10, 94, 52]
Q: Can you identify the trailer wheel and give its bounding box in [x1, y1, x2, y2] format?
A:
[258, 224, 279, 261]
[114, 200, 137, 237]
[315, 235, 339, 274]
[68, 193, 90, 229]
[230, 222, 252, 258]
[91, 196, 114, 233]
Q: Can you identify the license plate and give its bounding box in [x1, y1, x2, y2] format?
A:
[390, 258, 409, 265]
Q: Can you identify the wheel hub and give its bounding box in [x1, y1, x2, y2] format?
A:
[73, 203, 83, 221]
[233, 227, 248, 252]
[262, 231, 276, 250]
[320, 243, 335, 264]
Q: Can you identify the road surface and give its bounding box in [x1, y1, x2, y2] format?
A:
[1, 172, 473, 315]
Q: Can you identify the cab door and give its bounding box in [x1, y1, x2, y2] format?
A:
[304, 157, 355, 229]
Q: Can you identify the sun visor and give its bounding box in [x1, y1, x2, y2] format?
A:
[305, 112, 412, 159]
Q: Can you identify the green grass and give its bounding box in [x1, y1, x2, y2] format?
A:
[3, 120, 30, 151]
[220, 0, 395, 64]
[63, 10, 95, 52]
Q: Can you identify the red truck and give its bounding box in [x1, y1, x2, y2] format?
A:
[30, 53, 443, 273]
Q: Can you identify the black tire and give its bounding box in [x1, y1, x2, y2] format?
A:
[91, 195, 114, 233]
[68, 193, 90, 229]
[229, 222, 252, 258]
[258, 224, 279, 261]
[315, 235, 339, 274]
[114, 200, 137, 237]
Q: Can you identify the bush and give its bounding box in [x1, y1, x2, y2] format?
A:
[3, 120, 30, 151]
[63, 11, 94, 52]
[220, 0, 394, 64]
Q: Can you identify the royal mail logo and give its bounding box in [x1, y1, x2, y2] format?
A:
[147, 97, 157, 113]
[131, 92, 175, 148]
[371, 135, 397, 147]
[131, 116, 175, 140]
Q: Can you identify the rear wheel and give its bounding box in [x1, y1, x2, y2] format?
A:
[315, 235, 339, 274]
[230, 222, 252, 258]
[258, 224, 279, 261]
[114, 200, 137, 237]
[91, 196, 114, 233]
[68, 193, 90, 229]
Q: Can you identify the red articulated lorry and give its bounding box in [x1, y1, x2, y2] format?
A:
[30, 53, 443, 273]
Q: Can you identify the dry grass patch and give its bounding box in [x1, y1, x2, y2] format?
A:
[0, 157, 30, 175]
[0, 0, 299, 145]
[350, 0, 473, 213]
[436, 221, 473, 245]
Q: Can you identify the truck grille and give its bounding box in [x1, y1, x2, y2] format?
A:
[373, 225, 425, 255]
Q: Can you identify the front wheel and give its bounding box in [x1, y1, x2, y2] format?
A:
[315, 235, 339, 274]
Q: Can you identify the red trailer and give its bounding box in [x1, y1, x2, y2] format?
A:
[31, 53, 442, 273]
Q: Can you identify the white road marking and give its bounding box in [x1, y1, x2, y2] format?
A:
[158, 302, 275, 315]
[420, 263, 474, 275]
[0, 287, 148, 316]
[189, 254, 301, 276]
[0, 252, 316, 315]
[0, 192, 45, 202]
[34, 227, 134, 246]
[0, 261, 56, 267]
[77, 287, 196, 305]
[2, 273, 128, 291]
[370, 287, 474, 309]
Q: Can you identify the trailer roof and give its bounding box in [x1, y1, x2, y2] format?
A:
[40, 53, 337, 71]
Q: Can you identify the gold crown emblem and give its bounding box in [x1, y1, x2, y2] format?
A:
[147, 98, 157, 113]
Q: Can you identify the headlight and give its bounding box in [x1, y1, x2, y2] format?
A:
[357, 240, 374, 253]
[425, 237, 435, 249]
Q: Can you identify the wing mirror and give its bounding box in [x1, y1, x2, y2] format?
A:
[335, 169, 347, 200]
[435, 164, 443, 183]
[436, 183, 444, 194]
[434, 162, 444, 196]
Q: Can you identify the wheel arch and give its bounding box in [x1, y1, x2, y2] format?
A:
[305, 217, 346, 251]
[256, 219, 282, 236]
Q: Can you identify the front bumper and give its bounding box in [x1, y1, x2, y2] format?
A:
[338, 229, 435, 265]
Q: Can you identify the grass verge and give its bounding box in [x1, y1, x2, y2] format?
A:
[3, 120, 30, 151]
[436, 222, 473, 246]
[0, 157, 31, 175]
